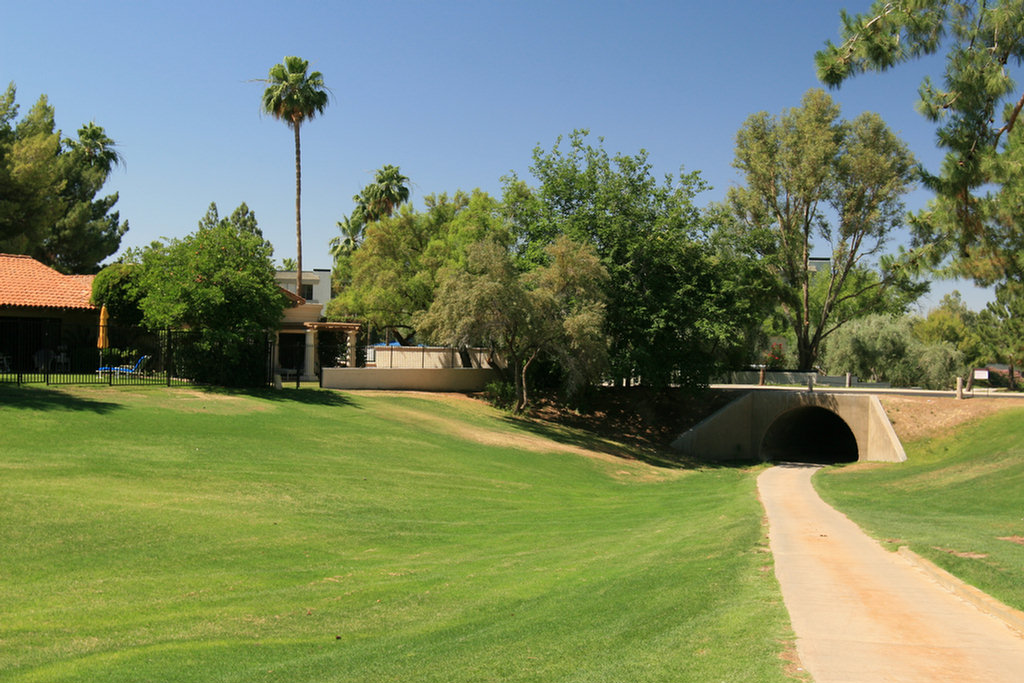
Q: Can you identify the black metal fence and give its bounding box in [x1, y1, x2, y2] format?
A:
[0, 318, 275, 388]
[2, 318, 491, 390]
[0, 318, 174, 386]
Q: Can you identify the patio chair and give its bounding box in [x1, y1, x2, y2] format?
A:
[33, 349, 54, 372]
[98, 355, 150, 374]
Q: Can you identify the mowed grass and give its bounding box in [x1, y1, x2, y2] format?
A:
[815, 405, 1024, 611]
[0, 385, 792, 683]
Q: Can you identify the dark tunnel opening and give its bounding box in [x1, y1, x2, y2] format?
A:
[760, 406, 859, 464]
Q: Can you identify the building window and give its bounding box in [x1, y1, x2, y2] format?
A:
[300, 284, 314, 301]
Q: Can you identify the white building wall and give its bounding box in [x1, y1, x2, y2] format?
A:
[275, 269, 331, 317]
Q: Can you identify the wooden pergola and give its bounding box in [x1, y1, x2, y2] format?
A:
[304, 321, 362, 367]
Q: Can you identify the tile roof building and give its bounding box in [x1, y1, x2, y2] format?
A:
[0, 253, 97, 312]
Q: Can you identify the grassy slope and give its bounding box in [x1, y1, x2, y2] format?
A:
[815, 406, 1024, 611]
[0, 386, 792, 683]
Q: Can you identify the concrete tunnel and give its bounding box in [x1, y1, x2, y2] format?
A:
[671, 391, 906, 463]
[759, 406, 860, 464]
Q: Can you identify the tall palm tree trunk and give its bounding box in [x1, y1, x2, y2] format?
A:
[294, 124, 303, 296]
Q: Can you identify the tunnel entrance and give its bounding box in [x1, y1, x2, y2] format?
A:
[760, 406, 859, 464]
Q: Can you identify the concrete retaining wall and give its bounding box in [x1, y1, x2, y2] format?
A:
[321, 367, 500, 392]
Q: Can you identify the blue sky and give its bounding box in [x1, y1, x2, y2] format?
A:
[0, 0, 992, 309]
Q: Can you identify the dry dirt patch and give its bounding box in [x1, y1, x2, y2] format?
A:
[934, 546, 989, 559]
[878, 395, 1024, 443]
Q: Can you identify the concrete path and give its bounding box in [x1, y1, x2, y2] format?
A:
[758, 463, 1024, 683]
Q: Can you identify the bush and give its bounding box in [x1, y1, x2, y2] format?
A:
[171, 329, 271, 388]
[484, 380, 517, 410]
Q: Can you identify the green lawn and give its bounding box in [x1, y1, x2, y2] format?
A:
[0, 385, 793, 683]
[815, 405, 1024, 611]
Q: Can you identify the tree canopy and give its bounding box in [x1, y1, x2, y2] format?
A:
[417, 236, 608, 411]
[816, 0, 1024, 285]
[976, 281, 1024, 387]
[129, 202, 286, 386]
[330, 164, 413, 294]
[727, 89, 926, 370]
[328, 190, 509, 335]
[0, 83, 127, 273]
[137, 202, 282, 331]
[821, 313, 965, 390]
[503, 130, 763, 388]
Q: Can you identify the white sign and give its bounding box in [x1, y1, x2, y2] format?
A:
[974, 369, 990, 380]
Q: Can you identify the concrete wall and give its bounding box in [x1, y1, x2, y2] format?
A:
[866, 394, 906, 462]
[672, 390, 905, 463]
[321, 367, 500, 392]
[366, 346, 492, 369]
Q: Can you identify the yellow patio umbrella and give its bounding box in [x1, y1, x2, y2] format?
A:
[97, 304, 110, 350]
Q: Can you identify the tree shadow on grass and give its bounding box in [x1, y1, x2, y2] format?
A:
[499, 413, 711, 470]
[205, 386, 360, 408]
[0, 384, 123, 414]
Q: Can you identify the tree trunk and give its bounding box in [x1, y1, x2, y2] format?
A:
[512, 358, 526, 413]
[294, 124, 303, 297]
[517, 362, 529, 413]
[515, 351, 539, 413]
[798, 223, 813, 371]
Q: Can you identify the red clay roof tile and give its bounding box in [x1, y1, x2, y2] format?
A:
[0, 253, 97, 310]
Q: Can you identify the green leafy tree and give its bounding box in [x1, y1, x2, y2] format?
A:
[416, 236, 608, 412]
[0, 87, 62, 253]
[821, 313, 964, 389]
[975, 282, 1024, 388]
[913, 291, 983, 365]
[728, 89, 926, 370]
[817, 1, 1024, 284]
[91, 261, 145, 327]
[44, 122, 128, 273]
[260, 56, 329, 295]
[328, 190, 508, 337]
[136, 202, 286, 386]
[705, 205, 806, 369]
[330, 165, 411, 294]
[0, 84, 127, 273]
[503, 130, 756, 388]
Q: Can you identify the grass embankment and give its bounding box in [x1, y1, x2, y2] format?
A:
[816, 405, 1024, 611]
[0, 386, 792, 683]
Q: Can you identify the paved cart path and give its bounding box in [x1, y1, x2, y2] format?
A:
[758, 463, 1024, 683]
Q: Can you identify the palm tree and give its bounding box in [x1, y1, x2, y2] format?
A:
[260, 56, 329, 295]
[329, 214, 362, 262]
[69, 122, 124, 173]
[352, 164, 411, 225]
[366, 164, 410, 220]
